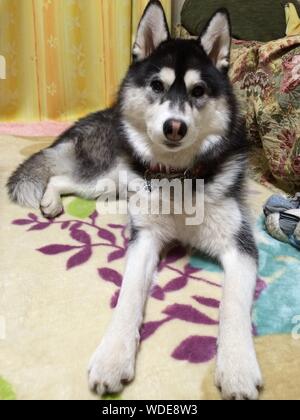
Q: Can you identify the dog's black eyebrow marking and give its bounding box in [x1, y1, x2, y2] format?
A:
[149, 63, 162, 73]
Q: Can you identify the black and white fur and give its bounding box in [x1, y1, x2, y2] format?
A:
[7, 1, 263, 400]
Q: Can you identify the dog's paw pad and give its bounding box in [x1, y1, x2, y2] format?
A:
[88, 341, 136, 397]
[40, 198, 63, 219]
[215, 353, 263, 400]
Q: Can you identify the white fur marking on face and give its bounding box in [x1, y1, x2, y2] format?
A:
[184, 70, 201, 90]
[159, 67, 175, 87]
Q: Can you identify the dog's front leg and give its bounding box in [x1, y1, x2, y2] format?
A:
[88, 228, 162, 396]
[216, 248, 263, 400]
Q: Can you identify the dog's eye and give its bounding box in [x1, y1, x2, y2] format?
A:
[150, 80, 165, 94]
[191, 84, 206, 98]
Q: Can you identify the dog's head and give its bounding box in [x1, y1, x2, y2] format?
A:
[121, 0, 233, 156]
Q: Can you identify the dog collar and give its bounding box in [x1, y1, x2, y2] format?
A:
[144, 162, 206, 180]
[143, 162, 206, 192]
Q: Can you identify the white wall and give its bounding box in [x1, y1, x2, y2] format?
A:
[172, 0, 185, 26]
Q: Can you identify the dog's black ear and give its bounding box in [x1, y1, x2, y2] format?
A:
[199, 9, 231, 72]
[133, 0, 170, 62]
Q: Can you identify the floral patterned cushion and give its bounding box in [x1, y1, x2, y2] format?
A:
[230, 37, 300, 192]
[175, 26, 300, 193]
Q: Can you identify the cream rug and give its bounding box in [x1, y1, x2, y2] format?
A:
[0, 134, 299, 400]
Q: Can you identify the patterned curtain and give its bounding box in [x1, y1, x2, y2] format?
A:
[0, 0, 171, 122]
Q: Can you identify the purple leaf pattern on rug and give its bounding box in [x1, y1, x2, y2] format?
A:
[71, 228, 91, 245]
[108, 249, 126, 263]
[255, 278, 268, 300]
[163, 304, 218, 325]
[192, 296, 220, 308]
[61, 221, 71, 230]
[172, 336, 217, 363]
[163, 276, 188, 293]
[28, 222, 52, 231]
[38, 244, 78, 255]
[98, 267, 122, 287]
[150, 284, 165, 301]
[110, 290, 120, 309]
[140, 318, 171, 341]
[67, 247, 92, 270]
[13, 212, 127, 270]
[13, 210, 258, 365]
[98, 228, 116, 244]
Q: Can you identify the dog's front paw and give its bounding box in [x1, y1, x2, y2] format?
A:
[215, 347, 263, 400]
[40, 194, 63, 219]
[88, 336, 137, 396]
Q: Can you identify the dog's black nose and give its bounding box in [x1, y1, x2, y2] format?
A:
[163, 119, 187, 142]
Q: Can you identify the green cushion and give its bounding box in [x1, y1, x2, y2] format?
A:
[181, 0, 300, 41]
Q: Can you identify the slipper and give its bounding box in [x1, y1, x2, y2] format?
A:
[263, 194, 300, 249]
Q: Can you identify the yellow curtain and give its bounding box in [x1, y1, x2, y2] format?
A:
[0, 0, 171, 122]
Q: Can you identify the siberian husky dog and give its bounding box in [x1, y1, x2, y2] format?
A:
[7, 1, 263, 400]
